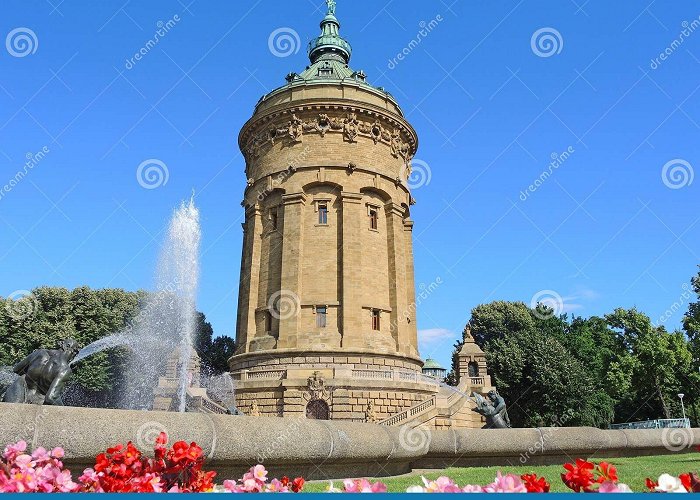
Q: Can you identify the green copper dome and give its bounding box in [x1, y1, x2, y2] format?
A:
[273, 0, 393, 97]
[307, 8, 352, 65]
[423, 358, 445, 370]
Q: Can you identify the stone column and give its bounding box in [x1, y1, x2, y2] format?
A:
[385, 202, 409, 353]
[403, 218, 419, 357]
[340, 191, 364, 348]
[277, 192, 306, 349]
[236, 204, 263, 353]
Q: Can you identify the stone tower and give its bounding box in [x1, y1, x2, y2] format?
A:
[229, 1, 438, 422]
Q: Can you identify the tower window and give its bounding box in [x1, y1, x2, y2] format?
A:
[371, 309, 381, 331]
[265, 311, 272, 332]
[269, 209, 278, 230]
[316, 306, 327, 328]
[369, 209, 378, 230]
[318, 203, 328, 225]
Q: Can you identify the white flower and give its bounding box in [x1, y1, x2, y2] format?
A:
[406, 485, 426, 493]
[326, 481, 342, 493]
[655, 474, 688, 493]
[617, 483, 633, 493]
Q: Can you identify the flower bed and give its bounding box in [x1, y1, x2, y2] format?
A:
[0, 437, 696, 493]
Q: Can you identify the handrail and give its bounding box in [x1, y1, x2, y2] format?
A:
[610, 418, 690, 430]
[378, 395, 437, 426]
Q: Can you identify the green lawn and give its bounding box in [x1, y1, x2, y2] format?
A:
[304, 453, 700, 492]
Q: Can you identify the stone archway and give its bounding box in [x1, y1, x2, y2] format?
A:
[306, 399, 330, 420]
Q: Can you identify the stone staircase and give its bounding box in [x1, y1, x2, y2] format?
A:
[377, 378, 492, 429]
[378, 394, 438, 427]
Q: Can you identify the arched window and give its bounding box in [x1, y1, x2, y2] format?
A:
[306, 399, 330, 420]
[468, 361, 479, 377]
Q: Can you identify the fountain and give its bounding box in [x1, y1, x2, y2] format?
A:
[72, 197, 202, 412]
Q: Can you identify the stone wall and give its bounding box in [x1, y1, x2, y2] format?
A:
[2, 404, 698, 480]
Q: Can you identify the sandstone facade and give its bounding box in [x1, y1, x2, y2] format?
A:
[229, 3, 489, 427]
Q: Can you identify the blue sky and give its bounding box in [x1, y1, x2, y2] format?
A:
[1, 0, 698, 370]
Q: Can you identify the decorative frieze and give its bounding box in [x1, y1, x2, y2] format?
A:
[241, 108, 416, 163]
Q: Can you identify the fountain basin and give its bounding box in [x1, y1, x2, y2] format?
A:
[1, 403, 698, 480]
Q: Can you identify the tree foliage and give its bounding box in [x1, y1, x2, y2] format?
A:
[446, 267, 700, 428]
[0, 286, 234, 405]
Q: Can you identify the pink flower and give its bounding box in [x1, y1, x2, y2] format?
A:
[223, 479, 241, 493]
[3, 441, 27, 461]
[54, 470, 79, 492]
[14, 454, 34, 469]
[462, 484, 485, 493]
[599, 480, 632, 493]
[343, 478, 387, 493]
[251, 464, 268, 483]
[31, 447, 49, 462]
[243, 477, 263, 492]
[51, 447, 65, 459]
[483, 472, 528, 493]
[421, 476, 462, 493]
[266, 478, 290, 492]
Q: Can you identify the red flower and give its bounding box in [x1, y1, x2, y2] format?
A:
[281, 476, 290, 487]
[155, 432, 168, 446]
[521, 473, 550, 493]
[645, 477, 659, 491]
[596, 462, 618, 483]
[561, 459, 596, 492]
[292, 476, 305, 492]
[679, 473, 692, 492]
[94, 453, 110, 473]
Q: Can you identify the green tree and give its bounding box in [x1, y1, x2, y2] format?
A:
[0, 286, 219, 405]
[606, 308, 691, 421]
[469, 301, 534, 347]
[487, 327, 612, 427]
[207, 336, 237, 375]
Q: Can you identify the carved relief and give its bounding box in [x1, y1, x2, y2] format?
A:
[249, 399, 261, 416]
[364, 400, 378, 423]
[288, 114, 304, 142]
[343, 112, 359, 142]
[242, 109, 415, 162]
[370, 121, 382, 144]
[303, 371, 333, 402]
